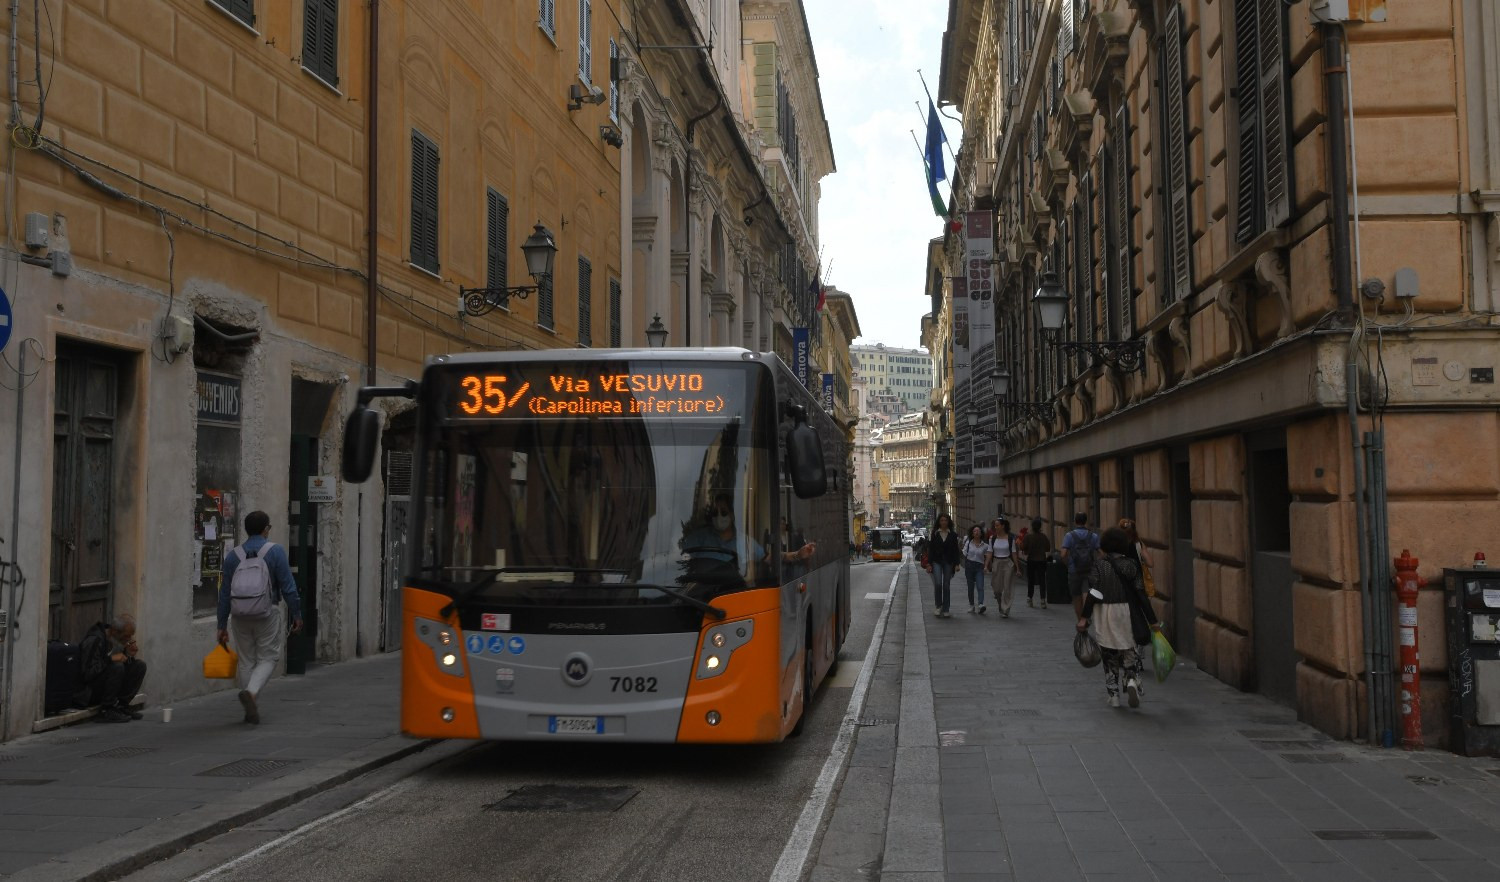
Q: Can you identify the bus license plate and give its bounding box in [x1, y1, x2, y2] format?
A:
[549, 715, 602, 734]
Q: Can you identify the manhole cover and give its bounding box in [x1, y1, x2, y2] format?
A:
[857, 716, 896, 727]
[1313, 830, 1437, 841]
[1253, 740, 1330, 751]
[0, 778, 56, 786]
[1281, 753, 1349, 764]
[196, 758, 298, 778]
[486, 784, 638, 813]
[1407, 775, 1446, 786]
[88, 746, 157, 759]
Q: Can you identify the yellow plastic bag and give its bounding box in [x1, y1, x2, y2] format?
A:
[203, 644, 239, 680]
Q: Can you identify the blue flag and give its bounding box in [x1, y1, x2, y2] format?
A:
[925, 100, 947, 185]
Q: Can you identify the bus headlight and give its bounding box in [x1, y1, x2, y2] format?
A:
[415, 617, 468, 678]
[438, 630, 454, 646]
[696, 620, 754, 679]
[441, 653, 458, 668]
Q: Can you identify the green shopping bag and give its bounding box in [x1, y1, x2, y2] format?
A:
[1151, 630, 1176, 682]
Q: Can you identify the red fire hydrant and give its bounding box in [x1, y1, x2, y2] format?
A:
[1394, 550, 1426, 750]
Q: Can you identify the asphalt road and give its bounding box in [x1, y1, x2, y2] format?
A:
[125, 560, 900, 882]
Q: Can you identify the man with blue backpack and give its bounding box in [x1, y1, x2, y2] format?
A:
[1060, 512, 1099, 616]
[216, 510, 303, 725]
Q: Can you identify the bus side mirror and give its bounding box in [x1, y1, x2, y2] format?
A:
[785, 407, 827, 499]
[342, 405, 380, 483]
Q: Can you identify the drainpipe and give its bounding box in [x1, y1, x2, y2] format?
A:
[1324, 22, 1379, 744]
[358, 0, 381, 658]
[684, 89, 723, 348]
[8, 0, 19, 126]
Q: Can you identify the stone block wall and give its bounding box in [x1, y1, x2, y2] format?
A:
[1189, 434, 1252, 690]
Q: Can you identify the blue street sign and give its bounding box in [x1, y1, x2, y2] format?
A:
[0, 286, 12, 353]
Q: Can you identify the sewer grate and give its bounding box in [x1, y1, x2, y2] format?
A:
[1252, 739, 1330, 751]
[88, 746, 157, 759]
[1407, 775, 1446, 787]
[0, 754, 20, 763]
[485, 784, 638, 813]
[1313, 830, 1438, 841]
[857, 716, 896, 727]
[196, 758, 297, 778]
[1281, 753, 1349, 764]
[939, 730, 967, 747]
[0, 778, 56, 786]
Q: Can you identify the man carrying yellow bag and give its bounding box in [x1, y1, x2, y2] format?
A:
[215, 511, 303, 725]
[203, 644, 238, 679]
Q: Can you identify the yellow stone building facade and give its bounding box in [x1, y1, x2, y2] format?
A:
[937, 0, 1500, 745]
[0, 0, 838, 740]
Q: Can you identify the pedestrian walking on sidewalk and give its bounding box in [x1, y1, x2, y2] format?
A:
[217, 510, 304, 725]
[1020, 518, 1052, 608]
[987, 518, 1020, 617]
[1077, 527, 1160, 708]
[961, 524, 992, 614]
[1061, 513, 1100, 616]
[923, 514, 961, 618]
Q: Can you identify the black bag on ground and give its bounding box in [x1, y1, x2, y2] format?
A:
[44, 640, 83, 715]
[1045, 555, 1070, 605]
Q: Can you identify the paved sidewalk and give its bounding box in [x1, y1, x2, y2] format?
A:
[814, 562, 1500, 881]
[0, 653, 428, 881]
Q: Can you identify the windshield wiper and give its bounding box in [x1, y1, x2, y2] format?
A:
[439, 568, 507, 618]
[638, 583, 727, 620]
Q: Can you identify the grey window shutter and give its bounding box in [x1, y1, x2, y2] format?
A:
[1160, 3, 1192, 304]
[578, 257, 593, 346]
[1258, 0, 1291, 231]
[304, 0, 338, 85]
[1061, 0, 1074, 56]
[538, 270, 554, 329]
[608, 39, 620, 122]
[486, 188, 508, 294]
[1080, 172, 1095, 347]
[1106, 104, 1134, 339]
[410, 131, 439, 273]
[225, 0, 255, 27]
[578, 0, 592, 84]
[1232, 0, 1261, 244]
[609, 278, 622, 347]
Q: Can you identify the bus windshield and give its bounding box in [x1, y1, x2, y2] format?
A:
[415, 360, 779, 605]
[870, 529, 902, 551]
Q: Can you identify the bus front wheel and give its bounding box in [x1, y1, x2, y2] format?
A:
[789, 641, 813, 738]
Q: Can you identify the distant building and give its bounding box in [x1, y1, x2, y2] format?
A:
[851, 343, 934, 416]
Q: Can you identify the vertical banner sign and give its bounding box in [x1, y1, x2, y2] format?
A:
[966, 211, 998, 473]
[792, 328, 812, 389]
[821, 373, 835, 413]
[952, 266, 972, 482]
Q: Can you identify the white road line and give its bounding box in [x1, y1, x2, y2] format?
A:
[863, 592, 889, 600]
[771, 563, 903, 882]
[185, 777, 418, 881]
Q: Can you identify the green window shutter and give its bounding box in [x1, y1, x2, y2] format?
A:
[410, 130, 439, 273]
[609, 278, 621, 347]
[1232, 0, 1262, 245]
[303, 0, 338, 86]
[1160, 3, 1192, 304]
[1105, 104, 1135, 340]
[1080, 172, 1095, 347]
[577, 256, 592, 347]
[486, 188, 508, 294]
[538, 271, 554, 329]
[1258, 0, 1292, 232]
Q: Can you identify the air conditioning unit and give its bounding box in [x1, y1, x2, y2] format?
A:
[1309, 0, 1388, 23]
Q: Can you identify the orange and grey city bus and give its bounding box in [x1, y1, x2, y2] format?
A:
[869, 527, 904, 562]
[343, 349, 850, 743]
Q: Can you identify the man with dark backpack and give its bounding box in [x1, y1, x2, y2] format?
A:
[1060, 512, 1099, 616]
[216, 510, 302, 725]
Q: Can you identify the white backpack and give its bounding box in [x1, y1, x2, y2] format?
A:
[229, 542, 277, 619]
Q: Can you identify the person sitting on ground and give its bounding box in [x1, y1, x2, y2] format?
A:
[77, 614, 147, 723]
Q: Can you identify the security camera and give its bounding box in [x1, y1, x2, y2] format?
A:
[588, 84, 605, 103]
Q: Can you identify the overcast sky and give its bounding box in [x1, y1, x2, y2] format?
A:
[805, 0, 958, 351]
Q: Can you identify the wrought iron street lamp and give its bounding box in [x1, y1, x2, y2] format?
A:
[644, 313, 669, 348]
[989, 367, 1054, 422]
[1032, 269, 1146, 372]
[965, 409, 1005, 441]
[461, 222, 558, 317]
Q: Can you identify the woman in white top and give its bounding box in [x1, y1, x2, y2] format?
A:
[987, 518, 1021, 618]
[960, 524, 993, 614]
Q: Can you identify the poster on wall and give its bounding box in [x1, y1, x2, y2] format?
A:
[821, 373, 835, 413]
[966, 210, 998, 474]
[792, 328, 812, 389]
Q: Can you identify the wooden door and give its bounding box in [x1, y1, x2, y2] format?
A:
[50, 346, 119, 642]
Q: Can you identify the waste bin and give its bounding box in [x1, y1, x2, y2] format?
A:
[1045, 554, 1070, 606]
[1443, 567, 1500, 756]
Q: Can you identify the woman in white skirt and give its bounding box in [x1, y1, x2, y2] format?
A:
[1076, 527, 1160, 707]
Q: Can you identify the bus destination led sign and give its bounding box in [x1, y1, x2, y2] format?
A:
[451, 371, 728, 418]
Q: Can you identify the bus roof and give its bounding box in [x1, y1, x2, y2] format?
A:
[424, 348, 767, 369]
